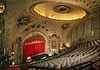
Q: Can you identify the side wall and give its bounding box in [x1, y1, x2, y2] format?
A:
[66, 15, 100, 46]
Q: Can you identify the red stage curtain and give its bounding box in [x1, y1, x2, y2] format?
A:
[23, 38, 45, 58]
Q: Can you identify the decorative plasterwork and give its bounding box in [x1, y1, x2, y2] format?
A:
[30, 0, 90, 21]
[16, 15, 31, 27]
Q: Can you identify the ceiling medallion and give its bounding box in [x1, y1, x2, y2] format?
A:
[53, 5, 72, 14]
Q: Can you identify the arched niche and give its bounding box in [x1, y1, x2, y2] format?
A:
[22, 31, 50, 57]
[49, 34, 59, 54]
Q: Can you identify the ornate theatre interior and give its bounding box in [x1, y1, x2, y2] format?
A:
[0, 0, 100, 70]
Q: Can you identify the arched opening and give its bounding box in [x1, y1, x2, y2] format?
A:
[23, 37, 45, 58]
[22, 32, 49, 62]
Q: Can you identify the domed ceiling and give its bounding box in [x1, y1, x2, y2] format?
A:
[30, 0, 90, 21]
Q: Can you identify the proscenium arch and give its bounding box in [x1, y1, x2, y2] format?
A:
[22, 31, 50, 55]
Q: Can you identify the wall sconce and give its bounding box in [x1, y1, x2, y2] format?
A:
[65, 42, 70, 47]
[26, 56, 32, 62]
[0, 3, 5, 13]
[12, 61, 15, 65]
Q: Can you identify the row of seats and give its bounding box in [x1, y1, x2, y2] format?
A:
[29, 39, 100, 69]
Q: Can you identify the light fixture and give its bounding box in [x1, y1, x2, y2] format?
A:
[48, 52, 53, 56]
[60, 42, 63, 46]
[0, 3, 5, 13]
[65, 42, 71, 47]
[26, 56, 32, 62]
[12, 61, 15, 65]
